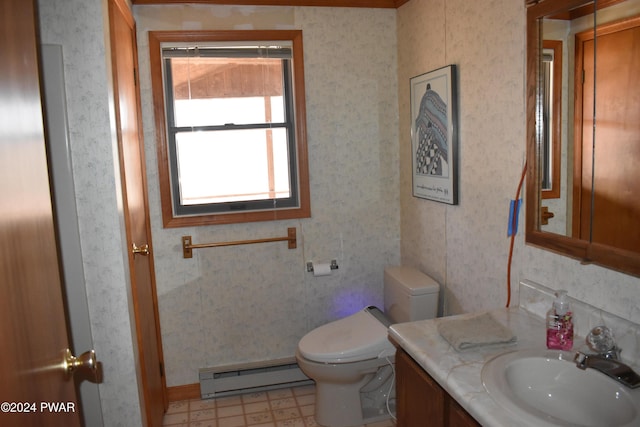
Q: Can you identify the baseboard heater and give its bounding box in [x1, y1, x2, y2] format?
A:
[199, 357, 313, 399]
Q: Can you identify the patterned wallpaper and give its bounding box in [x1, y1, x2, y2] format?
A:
[397, 0, 640, 322]
[135, 5, 400, 387]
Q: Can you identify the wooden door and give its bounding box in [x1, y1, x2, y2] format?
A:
[108, 0, 168, 425]
[574, 16, 640, 252]
[0, 1, 82, 426]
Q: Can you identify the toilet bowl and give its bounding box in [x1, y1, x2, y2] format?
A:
[296, 307, 395, 427]
[296, 266, 440, 427]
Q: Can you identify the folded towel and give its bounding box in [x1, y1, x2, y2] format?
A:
[437, 312, 517, 351]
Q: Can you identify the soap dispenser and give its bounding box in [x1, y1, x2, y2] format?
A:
[546, 290, 573, 350]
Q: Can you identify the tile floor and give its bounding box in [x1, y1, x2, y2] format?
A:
[162, 384, 396, 427]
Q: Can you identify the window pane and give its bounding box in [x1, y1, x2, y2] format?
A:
[170, 57, 285, 127]
[272, 134, 291, 196]
[175, 128, 291, 205]
[174, 97, 285, 128]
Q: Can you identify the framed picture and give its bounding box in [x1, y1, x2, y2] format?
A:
[410, 65, 458, 204]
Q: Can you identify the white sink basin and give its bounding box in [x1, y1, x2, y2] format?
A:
[481, 348, 640, 426]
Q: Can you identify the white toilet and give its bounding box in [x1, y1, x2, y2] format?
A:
[295, 266, 440, 427]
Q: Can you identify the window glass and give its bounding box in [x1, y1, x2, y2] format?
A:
[175, 128, 290, 205]
[169, 57, 286, 127]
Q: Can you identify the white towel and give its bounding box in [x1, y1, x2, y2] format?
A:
[437, 312, 517, 351]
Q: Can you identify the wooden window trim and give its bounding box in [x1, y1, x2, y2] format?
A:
[149, 30, 311, 227]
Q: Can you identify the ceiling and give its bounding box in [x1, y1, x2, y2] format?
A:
[132, 0, 409, 9]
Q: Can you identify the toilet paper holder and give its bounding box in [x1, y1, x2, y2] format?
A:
[306, 260, 339, 273]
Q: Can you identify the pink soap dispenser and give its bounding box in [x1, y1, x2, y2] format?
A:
[546, 290, 573, 350]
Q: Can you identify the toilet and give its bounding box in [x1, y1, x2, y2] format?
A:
[295, 266, 440, 427]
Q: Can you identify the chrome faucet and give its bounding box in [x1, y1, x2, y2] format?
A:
[574, 326, 640, 389]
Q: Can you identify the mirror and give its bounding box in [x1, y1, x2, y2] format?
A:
[526, 0, 640, 277]
[540, 39, 562, 202]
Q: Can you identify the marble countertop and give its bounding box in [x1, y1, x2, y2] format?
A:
[388, 307, 551, 427]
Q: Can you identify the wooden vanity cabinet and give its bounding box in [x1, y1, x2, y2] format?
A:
[448, 398, 481, 427]
[396, 348, 480, 427]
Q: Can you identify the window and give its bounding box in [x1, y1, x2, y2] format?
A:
[149, 30, 310, 227]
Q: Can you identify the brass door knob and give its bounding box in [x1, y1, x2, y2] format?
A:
[132, 243, 149, 256]
[63, 349, 96, 379]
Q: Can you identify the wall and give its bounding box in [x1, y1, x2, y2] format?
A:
[397, 0, 640, 324]
[134, 5, 400, 387]
[38, 0, 144, 425]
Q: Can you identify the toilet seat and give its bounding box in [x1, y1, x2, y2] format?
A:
[298, 307, 394, 363]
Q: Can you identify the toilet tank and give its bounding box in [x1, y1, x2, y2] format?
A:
[383, 266, 440, 323]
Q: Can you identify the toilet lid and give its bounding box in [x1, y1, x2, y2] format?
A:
[298, 308, 393, 363]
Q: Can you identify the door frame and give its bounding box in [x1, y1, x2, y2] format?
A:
[108, 0, 168, 424]
[41, 44, 104, 427]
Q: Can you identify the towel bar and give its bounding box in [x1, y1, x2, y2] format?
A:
[182, 227, 297, 258]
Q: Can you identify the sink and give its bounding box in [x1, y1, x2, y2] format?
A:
[481, 348, 640, 427]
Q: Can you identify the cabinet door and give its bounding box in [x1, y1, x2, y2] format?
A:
[447, 397, 481, 427]
[396, 348, 446, 427]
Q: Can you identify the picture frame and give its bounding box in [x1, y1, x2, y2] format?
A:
[410, 65, 458, 204]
